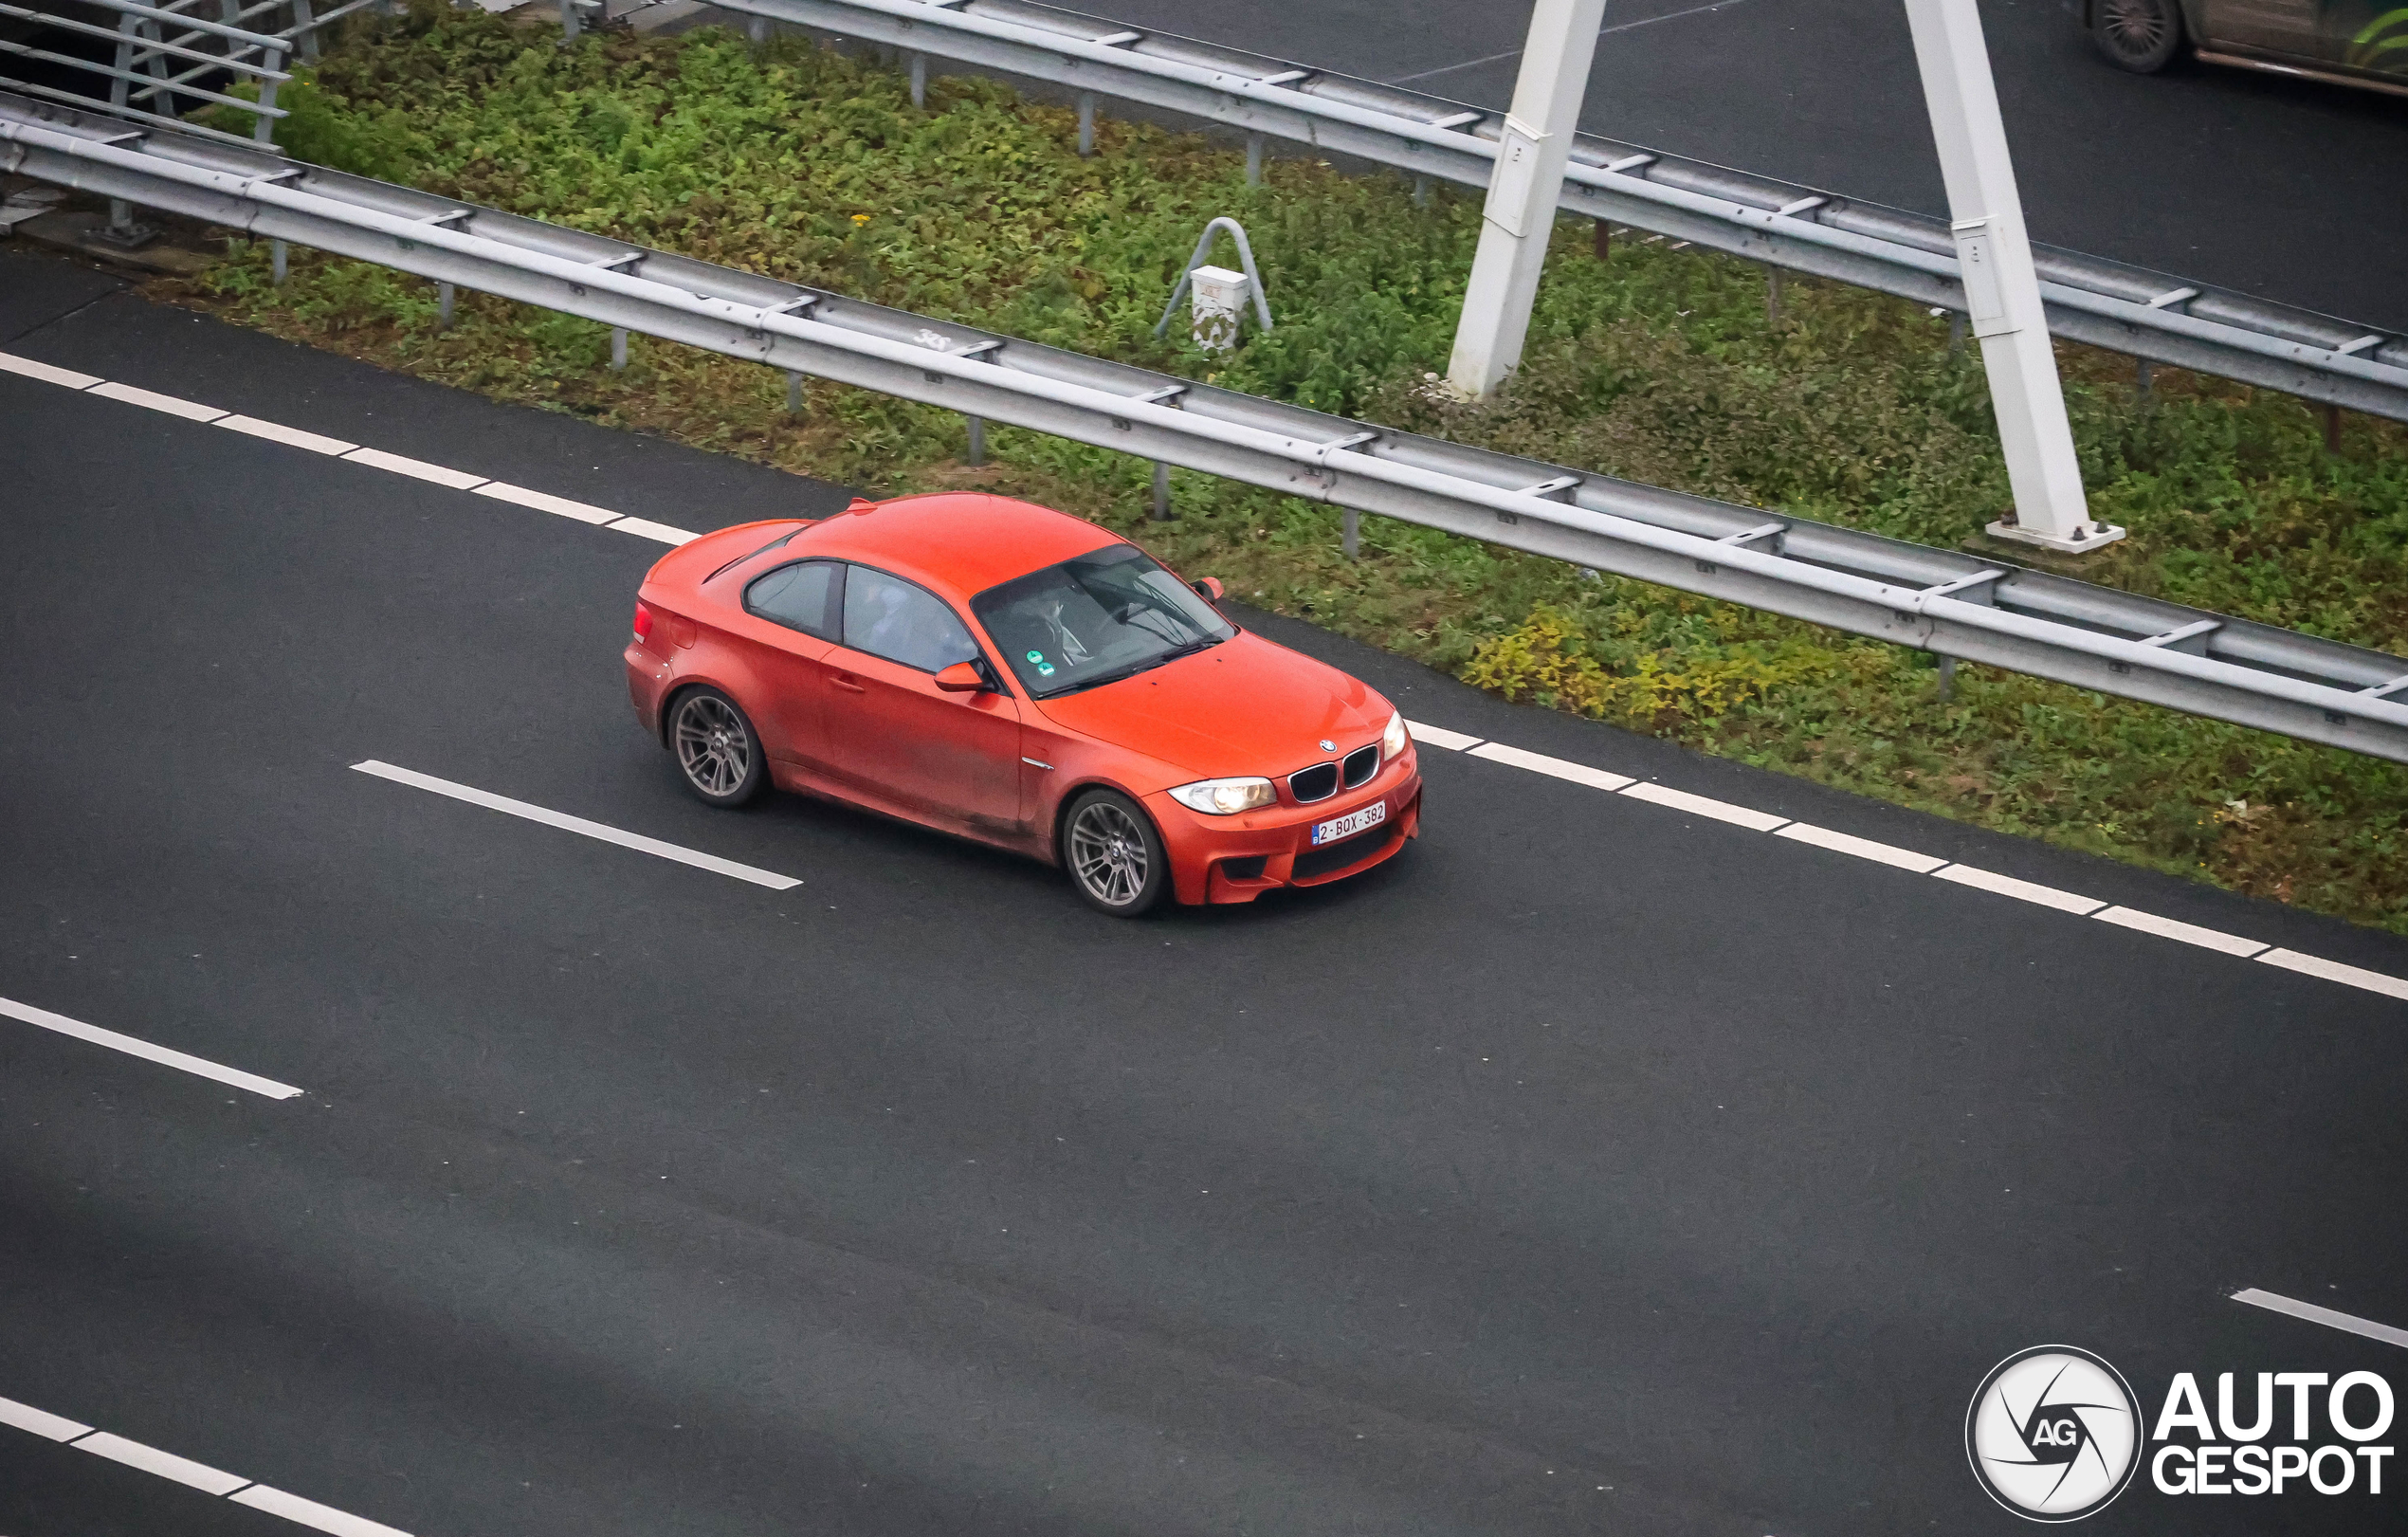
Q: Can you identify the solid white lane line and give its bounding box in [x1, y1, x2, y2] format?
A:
[471, 480, 620, 525]
[2232, 1289, 2408, 1351]
[88, 380, 228, 422]
[2254, 947, 2408, 1001]
[1405, 720, 1483, 752]
[337, 446, 489, 490]
[610, 516, 701, 545]
[0, 996, 304, 1100]
[1773, 821, 1949, 874]
[232, 1484, 415, 1537]
[352, 760, 803, 890]
[1617, 779, 1789, 833]
[0, 351, 103, 389]
[2091, 905, 2267, 958]
[1930, 864, 2105, 916]
[1467, 741, 1635, 791]
[0, 1395, 92, 1441]
[217, 414, 359, 456]
[75, 1432, 252, 1495]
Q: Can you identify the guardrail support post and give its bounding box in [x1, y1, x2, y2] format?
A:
[746, 13, 765, 45]
[1593, 218, 1609, 261]
[1938, 653, 1957, 701]
[291, 0, 319, 63]
[1151, 460, 1171, 521]
[1245, 133, 1263, 186]
[965, 412, 986, 466]
[271, 238, 287, 284]
[1412, 174, 1429, 208]
[1445, 0, 1609, 397]
[438, 281, 454, 330]
[611, 327, 628, 372]
[2324, 403, 2343, 454]
[1905, 0, 2120, 553]
[786, 370, 805, 416]
[909, 51, 925, 108]
[1766, 265, 1782, 324]
[561, 0, 576, 43]
[1948, 311, 1966, 356]
[1342, 505, 1359, 559]
[1076, 92, 1096, 156]
[2135, 357, 2152, 405]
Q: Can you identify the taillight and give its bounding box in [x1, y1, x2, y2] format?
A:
[631, 602, 655, 645]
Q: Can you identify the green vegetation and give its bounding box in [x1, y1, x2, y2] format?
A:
[173, 3, 2408, 929]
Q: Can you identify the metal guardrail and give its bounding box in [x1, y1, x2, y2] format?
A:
[736, 0, 2408, 425]
[6, 90, 2408, 762]
[0, 0, 292, 148]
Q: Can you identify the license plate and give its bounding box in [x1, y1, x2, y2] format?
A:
[1309, 799, 1386, 847]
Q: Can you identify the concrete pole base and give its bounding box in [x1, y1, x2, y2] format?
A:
[1982, 517, 2126, 555]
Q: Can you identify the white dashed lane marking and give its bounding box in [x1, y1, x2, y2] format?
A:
[1406, 721, 2408, 1002]
[1774, 821, 1950, 875]
[353, 760, 803, 890]
[0, 1392, 415, 1537]
[2231, 1290, 2408, 1351]
[0, 350, 697, 545]
[0, 996, 303, 1099]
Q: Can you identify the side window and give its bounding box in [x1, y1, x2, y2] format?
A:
[842, 566, 980, 673]
[744, 560, 841, 641]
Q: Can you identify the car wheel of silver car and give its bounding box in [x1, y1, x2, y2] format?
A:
[670, 686, 767, 807]
[1063, 790, 1168, 917]
[2093, 0, 2182, 71]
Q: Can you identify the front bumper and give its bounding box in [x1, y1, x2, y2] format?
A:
[1150, 752, 1423, 906]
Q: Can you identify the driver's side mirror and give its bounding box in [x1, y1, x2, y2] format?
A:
[934, 661, 987, 694]
[1191, 576, 1225, 603]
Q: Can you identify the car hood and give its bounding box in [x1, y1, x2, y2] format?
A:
[1031, 631, 1387, 778]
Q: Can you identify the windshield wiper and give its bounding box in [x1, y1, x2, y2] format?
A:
[1049, 635, 1222, 695]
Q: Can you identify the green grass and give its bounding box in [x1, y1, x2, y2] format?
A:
[172, 2, 2408, 931]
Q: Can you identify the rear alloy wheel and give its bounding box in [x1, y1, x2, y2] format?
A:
[1063, 790, 1169, 917]
[670, 686, 766, 807]
[2092, 0, 2182, 72]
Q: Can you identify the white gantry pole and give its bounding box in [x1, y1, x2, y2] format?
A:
[1904, 0, 2123, 553]
[1445, 0, 1611, 398]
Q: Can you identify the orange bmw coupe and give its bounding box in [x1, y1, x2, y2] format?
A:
[625, 493, 1421, 915]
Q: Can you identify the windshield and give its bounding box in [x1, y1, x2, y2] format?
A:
[972, 543, 1233, 699]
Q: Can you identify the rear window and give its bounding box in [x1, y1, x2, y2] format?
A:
[744, 560, 841, 641]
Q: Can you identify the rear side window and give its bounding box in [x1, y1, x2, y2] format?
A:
[745, 560, 842, 640]
[841, 565, 980, 673]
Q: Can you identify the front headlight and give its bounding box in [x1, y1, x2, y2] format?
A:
[1381, 710, 1410, 761]
[1167, 777, 1278, 815]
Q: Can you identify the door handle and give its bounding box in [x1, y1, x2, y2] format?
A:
[830, 674, 866, 693]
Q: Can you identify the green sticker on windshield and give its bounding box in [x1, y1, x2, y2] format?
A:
[1036, 663, 1056, 676]
[1025, 650, 1045, 664]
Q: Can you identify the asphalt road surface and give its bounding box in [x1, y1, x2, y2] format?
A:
[1090, 0, 2408, 333]
[4, 247, 2406, 1536]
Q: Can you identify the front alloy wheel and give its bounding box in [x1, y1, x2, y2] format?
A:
[671, 687, 766, 806]
[2092, 0, 2181, 71]
[1064, 790, 1168, 916]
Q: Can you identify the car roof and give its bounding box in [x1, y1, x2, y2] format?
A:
[788, 493, 1122, 598]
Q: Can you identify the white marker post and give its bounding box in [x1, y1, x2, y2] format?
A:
[1905, 0, 2122, 553]
[1445, 0, 1610, 398]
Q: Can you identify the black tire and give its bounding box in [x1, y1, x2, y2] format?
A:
[667, 686, 767, 807]
[1060, 789, 1170, 917]
[2092, 0, 2182, 72]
